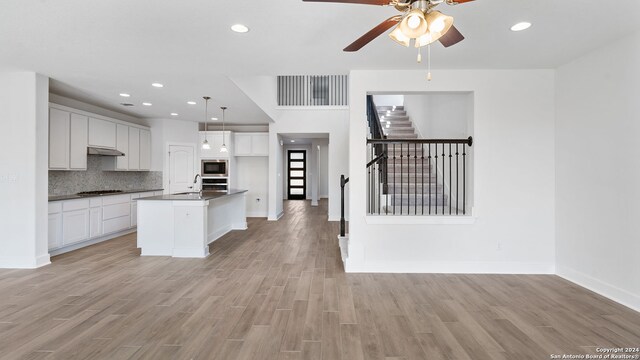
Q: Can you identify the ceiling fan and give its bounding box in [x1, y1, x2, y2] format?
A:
[302, 0, 474, 52]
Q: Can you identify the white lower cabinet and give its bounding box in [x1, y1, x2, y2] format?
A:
[131, 202, 138, 227]
[48, 213, 63, 249]
[62, 209, 90, 246]
[90, 207, 102, 238]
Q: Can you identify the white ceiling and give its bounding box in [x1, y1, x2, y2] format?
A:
[1, 0, 639, 124]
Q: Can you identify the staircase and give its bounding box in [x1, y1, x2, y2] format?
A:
[376, 106, 451, 215]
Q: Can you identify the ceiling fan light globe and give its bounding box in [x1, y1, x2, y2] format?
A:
[399, 9, 428, 38]
[389, 26, 411, 47]
[430, 18, 446, 33]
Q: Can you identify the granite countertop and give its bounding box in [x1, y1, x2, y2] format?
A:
[48, 189, 164, 202]
[137, 189, 248, 201]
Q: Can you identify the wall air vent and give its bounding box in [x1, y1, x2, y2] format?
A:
[277, 75, 348, 106]
[120, 103, 134, 107]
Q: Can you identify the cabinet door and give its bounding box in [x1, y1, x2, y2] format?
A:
[49, 108, 70, 170]
[252, 133, 269, 156]
[116, 124, 129, 170]
[48, 213, 63, 249]
[139, 129, 151, 170]
[128, 127, 140, 170]
[62, 209, 90, 246]
[69, 113, 88, 169]
[89, 208, 102, 238]
[131, 202, 138, 227]
[88, 118, 117, 148]
[234, 133, 252, 156]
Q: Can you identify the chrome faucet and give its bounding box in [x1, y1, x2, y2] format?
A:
[192, 174, 202, 192]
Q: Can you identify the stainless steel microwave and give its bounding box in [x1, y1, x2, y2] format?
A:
[201, 160, 228, 177]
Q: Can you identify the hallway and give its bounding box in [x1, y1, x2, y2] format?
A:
[0, 200, 638, 359]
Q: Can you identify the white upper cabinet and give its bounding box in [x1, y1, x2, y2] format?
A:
[139, 129, 151, 170]
[49, 108, 70, 170]
[128, 127, 140, 170]
[234, 132, 268, 157]
[69, 114, 88, 170]
[88, 117, 117, 149]
[200, 131, 232, 159]
[115, 124, 129, 170]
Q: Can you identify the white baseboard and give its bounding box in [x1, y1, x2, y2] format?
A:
[268, 211, 284, 221]
[172, 246, 210, 258]
[49, 229, 136, 257]
[344, 260, 555, 275]
[208, 225, 233, 244]
[0, 254, 51, 269]
[557, 265, 640, 312]
[320, 195, 329, 199]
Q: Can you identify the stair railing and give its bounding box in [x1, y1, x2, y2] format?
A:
[366, 137, 473, 216]
[340, 174, 349, 236]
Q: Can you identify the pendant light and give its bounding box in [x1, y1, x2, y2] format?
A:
[202, 96, 211, 150]
[220, 106, 228, 153]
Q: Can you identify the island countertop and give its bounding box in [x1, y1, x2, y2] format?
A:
[137, 189, 248, 201]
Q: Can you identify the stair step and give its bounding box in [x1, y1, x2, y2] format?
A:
[377, 106, 404, 111]
[388, 194, 449, 206]
[385, 184, 444, 193]
[377, 205, 463, 215]
[384, 122, 413, 127]
[380, 115, 409, 121]
[385, 127, 415, 132]
[386, 134, 418, 139]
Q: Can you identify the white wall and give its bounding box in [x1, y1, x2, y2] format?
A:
[233, 76, 349, 221]
[0, 72, 50, 268]
[555, 31, 640, 311]
[348, 69, 556, 274]
[236, 157, 269, 217]
[403, 93, 472, 138]
[319, 142, 329, 198]
[372, 95, 404, 107]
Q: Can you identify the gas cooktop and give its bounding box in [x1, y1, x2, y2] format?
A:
[76, 190, 123, 196]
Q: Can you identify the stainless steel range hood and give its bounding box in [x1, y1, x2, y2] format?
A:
[87, 147, 125, 156]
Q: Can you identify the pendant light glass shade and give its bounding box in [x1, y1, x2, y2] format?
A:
[220, 106, 228, 153]
[415, 11, 454, 47]
[389, 25, 411, 47]
[202, 96, 211, 149]
[398, 9, 428, 39]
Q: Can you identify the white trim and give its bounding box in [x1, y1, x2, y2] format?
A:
[344, 260, 555, 274]
[48, 102, 150, 130]
[365, 215, 476, 225]
[35, 254, 51, 267]
[49, 228, 136, 256]
[0, 255, 51, 269]
[246, 211, 268, 218]
[268, 210, 284, 221]
[319, 195, 329, 199]
[208, 224, 233, 244]
[557, 265, 640, 312]
[172, 246, 210, 258]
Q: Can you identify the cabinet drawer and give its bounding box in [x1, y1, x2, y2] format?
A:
[48, 202, 62, 214]
[103, 216, 131, 235]
[102, 203, 130, 220]
[102, 194, 130, 206]
[63, 199, 90, 212]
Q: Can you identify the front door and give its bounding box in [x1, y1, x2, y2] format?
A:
[169, 145, 195, 194]
[287, 150, 306, 200]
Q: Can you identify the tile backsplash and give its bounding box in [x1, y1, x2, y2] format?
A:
[49, 156, 162, 195]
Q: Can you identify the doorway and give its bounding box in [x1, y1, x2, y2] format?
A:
[287, 150, 306, 200]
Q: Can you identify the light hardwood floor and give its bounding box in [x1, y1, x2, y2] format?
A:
[1, 200, 639, 359]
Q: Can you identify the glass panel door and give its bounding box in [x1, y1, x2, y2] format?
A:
[288, 150, 306, 200]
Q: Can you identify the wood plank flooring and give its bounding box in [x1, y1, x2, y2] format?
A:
[1, 200, 639, 359]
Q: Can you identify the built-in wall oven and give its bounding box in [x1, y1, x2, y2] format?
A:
[201, 160, 228, 177]
[202, 178, 228, 192]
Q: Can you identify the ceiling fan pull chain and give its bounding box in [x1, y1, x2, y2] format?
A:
[427, 43, 432, 81]
[417, 46, 422, 63]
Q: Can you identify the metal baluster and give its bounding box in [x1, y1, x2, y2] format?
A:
[400, 143, 403, 215]
[463, 144, 466, 215]
[434, 144, 437, 215]
[385, 144, 389, 214]
[449, 143, 452, 215]
[421, 144, 424, 215]
[393, 144, 396, 215]
[456, 144, 459, 215]
[414, 143, 417, 215]
[378, 160, 382, 215]
[442, 143, 445, 215]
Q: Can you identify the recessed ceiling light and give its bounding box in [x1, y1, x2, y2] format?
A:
[231, 24, 249, 33]
[290, 140, 295, 143]
[171, 113, 178, 116]
[119, 93, 130, 97]
[511, 22, 532, 32]
[142, 102, 152, 106]
[187, 101, 197, 105]
[211, 117, 218, 121]
[152, 83, 164, 88]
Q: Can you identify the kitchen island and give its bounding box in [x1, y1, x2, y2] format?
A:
[136, 189, 248, 258]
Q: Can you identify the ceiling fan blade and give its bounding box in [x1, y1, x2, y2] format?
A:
[439, 25, 465, 47]
[448, 0, 475, 4]
[344, 16, 401, 52]
[303, 0, 390, 5]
